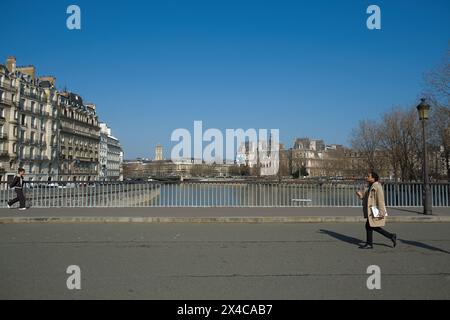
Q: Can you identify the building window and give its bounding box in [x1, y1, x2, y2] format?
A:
[14, 110, 18, 120]
[0, 108, 4, 118]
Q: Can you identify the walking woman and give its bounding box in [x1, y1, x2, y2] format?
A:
[356, 172, 397, 249]
[7, 168, 27, 210]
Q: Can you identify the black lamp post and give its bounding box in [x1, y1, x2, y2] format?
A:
[416, 98, 432, 215]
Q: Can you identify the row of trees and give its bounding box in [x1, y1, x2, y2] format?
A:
[350, 48, 450, 182]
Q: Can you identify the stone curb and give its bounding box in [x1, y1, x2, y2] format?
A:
[1, 216, 450, 224]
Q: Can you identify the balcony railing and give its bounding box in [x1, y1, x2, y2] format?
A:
[21, 91, 46, 102]
[21, 91, 37, 100]
[0, 81, 12, 90]
[20, 106, 46, 116]
[0, 96, 12, 104]
[30, 155, 50, 161]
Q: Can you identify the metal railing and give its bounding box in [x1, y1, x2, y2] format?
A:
[0, 96, 12, 104]
[0, 81, 12, 90]
[21, 91, 46, 102]
[0, 181, 448, 208]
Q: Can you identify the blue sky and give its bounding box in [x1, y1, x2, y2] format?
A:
[1, 0, 449, 159]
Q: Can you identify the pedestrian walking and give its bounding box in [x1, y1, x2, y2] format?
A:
[356, 171, 397, 249]
[7, 168, 27, 210]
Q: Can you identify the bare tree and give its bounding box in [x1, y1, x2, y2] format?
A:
[228, 164, 242, 176]
[424, 47, 450, 103]
[429, 105, 450, 180]
[379, 108, 422, 182]
[350, 120, 384, 172]
[423, 46, 450, 181]
[322, 148, 346, 177]
[190, 164, 217, 177]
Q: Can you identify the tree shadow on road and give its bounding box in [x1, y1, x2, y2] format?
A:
[399, 239, 450, 254]
[318, 229, 391, 248]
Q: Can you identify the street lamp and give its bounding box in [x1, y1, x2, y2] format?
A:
[416, 98, 432, 215]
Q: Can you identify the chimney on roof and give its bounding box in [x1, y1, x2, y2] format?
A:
[6, 56, 16, 72]
[39, 76, 56, 86]
[17, 65, 36, 81]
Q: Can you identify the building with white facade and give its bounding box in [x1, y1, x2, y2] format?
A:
[236, 139, 279, 176]
[99, 123, 123, 181]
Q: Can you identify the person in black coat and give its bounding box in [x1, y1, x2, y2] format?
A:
[7, 168, 27, 210]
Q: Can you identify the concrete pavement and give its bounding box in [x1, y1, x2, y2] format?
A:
[0, 207, 449, 224]
[0, 223, 449, 299]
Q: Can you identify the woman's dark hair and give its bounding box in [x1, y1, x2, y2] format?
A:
[18, 168, 25, 173]
[370, 171, 379, 181]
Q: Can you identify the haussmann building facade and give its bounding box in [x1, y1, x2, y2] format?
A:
[0, 56, 122, 183]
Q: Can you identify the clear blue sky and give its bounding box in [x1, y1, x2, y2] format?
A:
[1, 0, 449, 159]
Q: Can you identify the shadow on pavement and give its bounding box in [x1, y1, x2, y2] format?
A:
[318, 229, 392, 248]
[319, 229, 450, 253]
[318, 229, 364, 246]
[399, 239, 450, 254]
[390, 208, 424, 215]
